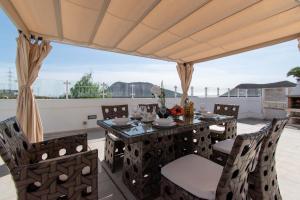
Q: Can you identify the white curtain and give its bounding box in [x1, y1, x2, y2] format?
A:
[176, 62, 194, 105]
[298, 37, 300, 51]
[16, 34, 52, 142]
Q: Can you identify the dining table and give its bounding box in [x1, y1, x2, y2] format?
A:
[97, 114, 235, 200]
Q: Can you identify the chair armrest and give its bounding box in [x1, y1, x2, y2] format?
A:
[30, 133, 88, 163]
[224, 119, 237, 128]
[14, 149, 98, 199]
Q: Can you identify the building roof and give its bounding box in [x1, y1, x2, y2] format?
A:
[235, 81, 296, 89]
[1, 0, 300, 63]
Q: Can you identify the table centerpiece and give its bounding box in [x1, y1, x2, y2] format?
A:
[151, 81, 169, 118]
[169, 104, 184, 120]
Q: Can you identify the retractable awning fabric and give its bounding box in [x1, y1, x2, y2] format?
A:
[1, 0, 300, 63]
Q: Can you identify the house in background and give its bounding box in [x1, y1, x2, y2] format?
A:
[221, 81, 296, 119]
[260, 81, 296, 119]
[221, 81, 296, 97]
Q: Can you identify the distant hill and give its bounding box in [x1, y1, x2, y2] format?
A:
[109, 82, 181, 98]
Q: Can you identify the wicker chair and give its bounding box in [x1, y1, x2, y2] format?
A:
[211, 118, 288, 200]
[101, 104, 128, 172]
[211, 138, 235, 166]
[138, 103, 159, 113]
[210, 118, 237, 144]
[0, 117, 98, 200]
[210, 104, 239, 144]
[248, 118, 288, 200]
[160, 123, 270, 200]
[214, 104, 239, 119]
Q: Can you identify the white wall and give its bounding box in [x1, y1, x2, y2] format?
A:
[263, 108, 288, 119]
[190, 97, 263, 119]
[0, 97, 263, 134]
[261, 88, 290, 119]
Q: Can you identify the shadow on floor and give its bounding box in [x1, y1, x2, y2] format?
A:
[286, 124, 300, 130]
[44, 128, 106, 141]
[101, 160, 136, 200]
[238, 118, 269, 125]
[0, 164, 9, 178]
[88, 129, 106, 140]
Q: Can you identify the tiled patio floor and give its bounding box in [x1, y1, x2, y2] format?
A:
[0, 119, 299, 199]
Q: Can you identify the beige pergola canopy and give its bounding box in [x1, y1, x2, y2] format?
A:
[1, 0, 300, 63]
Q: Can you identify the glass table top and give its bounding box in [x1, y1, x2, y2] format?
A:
[102, 117, 203, 137]
[196, 114, 234, 121]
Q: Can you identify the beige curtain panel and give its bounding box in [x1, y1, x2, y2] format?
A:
[16, 34, 52, 142]
[176, 62, 194, 106]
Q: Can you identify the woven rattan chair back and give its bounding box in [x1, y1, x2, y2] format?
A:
[248, 118, 288, 200]
[214, 104, 239, 119]
[101, 104, 129, 119]
[101, 105, 128, 172]
[138, 103, 159, 113]
[215, 123, 271, 200]
[0, 117, 31, 170]
[0, 117, 98, 200]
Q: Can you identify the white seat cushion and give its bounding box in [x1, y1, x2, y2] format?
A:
[161, 154, 223, 199]
[212, 139, 234, 154]
[209, 125, 225, 134]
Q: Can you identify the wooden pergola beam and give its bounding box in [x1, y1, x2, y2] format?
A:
[88, 0, 111, 44]
[54, 0, 63, 40]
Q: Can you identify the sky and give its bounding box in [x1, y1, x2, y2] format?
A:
[0, 8, 299, 96]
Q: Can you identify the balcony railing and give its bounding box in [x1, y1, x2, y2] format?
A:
[0, 78, 261, 99]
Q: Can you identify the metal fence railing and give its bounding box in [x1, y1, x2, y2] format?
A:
[0, 68, 261, 99]
[0, 78, 262, 99]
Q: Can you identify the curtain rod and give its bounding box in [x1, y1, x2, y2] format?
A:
[18, 29, 43, 41]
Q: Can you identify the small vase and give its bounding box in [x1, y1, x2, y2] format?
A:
[157, 106, 169, 118]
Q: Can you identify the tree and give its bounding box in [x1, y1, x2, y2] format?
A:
[287, 66, 300, 78]
[70, 73, 101, 98]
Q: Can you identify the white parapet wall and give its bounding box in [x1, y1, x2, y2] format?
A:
[0, 97, 263, 134]
[190, 97, 263, 119]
